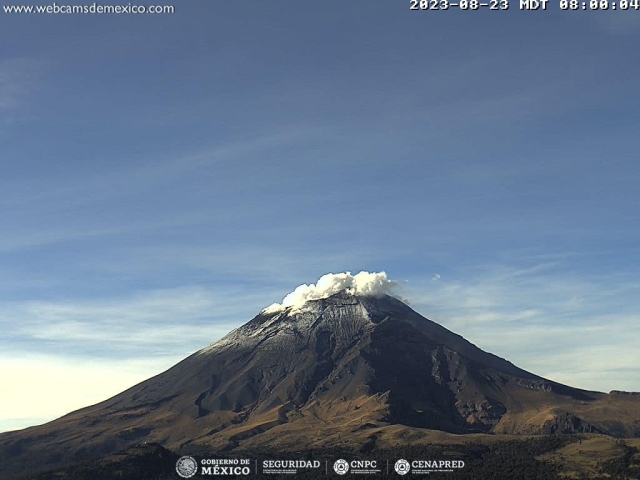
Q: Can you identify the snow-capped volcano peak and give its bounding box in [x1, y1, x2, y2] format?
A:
[262, 271, 397, 313]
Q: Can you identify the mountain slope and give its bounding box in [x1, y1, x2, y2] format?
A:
[1, 292, 640, 478]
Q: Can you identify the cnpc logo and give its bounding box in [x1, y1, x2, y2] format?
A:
[333, 459, 349, 475]
[333, 459, 378, 475]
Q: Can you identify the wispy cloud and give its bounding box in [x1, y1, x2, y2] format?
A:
[0, 57, 44, 135]
[590, 13, 640, 35]
[112, 244, 384, 286]
[0, 214, 210, 253]
[0, 126, 318, 210]
[0, 126, 322, 255]
[406, 262, 640, 392]
[0, 286, 272, 359]
[0, 58, 39, 111]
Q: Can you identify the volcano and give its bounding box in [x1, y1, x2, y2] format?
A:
[2, 288, 640, 478]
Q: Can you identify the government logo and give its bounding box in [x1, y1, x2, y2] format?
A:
[175, 456, 198, 478]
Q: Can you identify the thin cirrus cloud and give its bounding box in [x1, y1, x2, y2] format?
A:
[0, 286, 266, 359]
[0, 126, 318, 212]
[0, 58, 40, 111]
[586, 12, 640, 35]
[406, 262, 640, 393]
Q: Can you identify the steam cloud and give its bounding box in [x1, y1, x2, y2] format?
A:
[264, 271, 396, 313]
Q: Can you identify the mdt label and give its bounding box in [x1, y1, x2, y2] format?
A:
[519, 0, 549, 7]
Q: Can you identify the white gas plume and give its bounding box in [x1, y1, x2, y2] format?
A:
[263, 271, 396, 313]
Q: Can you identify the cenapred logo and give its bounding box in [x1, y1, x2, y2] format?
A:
[396, 459, 465, 475]
[394, 458, 411, 475]
[175, 456, 198, 478]
[333, 458, 350, 475]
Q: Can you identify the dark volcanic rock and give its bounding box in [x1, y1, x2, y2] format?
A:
[541, 412, 602, 435]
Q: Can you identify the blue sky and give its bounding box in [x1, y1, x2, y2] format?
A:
[1, 2, 640, 432]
